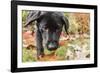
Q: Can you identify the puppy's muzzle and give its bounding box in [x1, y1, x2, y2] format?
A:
[47, 41, 58, 51]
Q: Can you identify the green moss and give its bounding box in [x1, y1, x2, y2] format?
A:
[22, 48, 37, 62]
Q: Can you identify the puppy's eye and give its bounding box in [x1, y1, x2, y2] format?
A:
[43, 28, 48, 32]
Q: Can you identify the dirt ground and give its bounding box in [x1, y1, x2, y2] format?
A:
[22, 31, 90, 62]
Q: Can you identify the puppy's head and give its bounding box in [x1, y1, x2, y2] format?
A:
[38, 12, 64, 51]
[25, 11, 69, 51]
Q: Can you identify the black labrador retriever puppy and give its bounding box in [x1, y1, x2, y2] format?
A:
[24, 11, 69, 59]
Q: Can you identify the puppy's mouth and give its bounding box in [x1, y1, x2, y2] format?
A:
[46, 41, 59, 51]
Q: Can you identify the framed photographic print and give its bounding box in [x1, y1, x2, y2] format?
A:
[11, 0, 97, 72]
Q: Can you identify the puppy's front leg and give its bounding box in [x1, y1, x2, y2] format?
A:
[36, 29, 44, 59]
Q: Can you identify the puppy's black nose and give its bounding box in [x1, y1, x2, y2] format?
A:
[47, 41, 58, 51]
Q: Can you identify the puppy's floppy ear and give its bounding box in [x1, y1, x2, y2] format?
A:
[62, 16, 69, 34]
[24, 11, 41, 27]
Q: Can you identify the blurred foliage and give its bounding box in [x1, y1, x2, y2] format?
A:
[22, 48, 37, 62]
[22, 10, 29, 24]
[55, 46, 67, 60]
[22, 10, 35, 32]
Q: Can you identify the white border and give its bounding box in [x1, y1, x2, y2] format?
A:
[17, 5, 94, 68]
